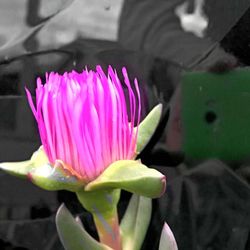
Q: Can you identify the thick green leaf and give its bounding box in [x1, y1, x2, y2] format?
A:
[0, 147, 48, 178]
[56, 204, 112, 250]
[120, 194, 152, 250]
[136, 104, 162, 154]
[0, 160, 33, 178]
[159, 223, 178, 250]
[0, 147, 84, 192]
[85, 160, 166, 198]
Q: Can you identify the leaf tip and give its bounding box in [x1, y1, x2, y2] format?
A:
[157, 103, 163, 111]
[27, 172, 33, 182]
[56, 203, 66, 219]
[55, 203, 69, 230]
[159, 222, 178, 250]
[160, 176, 167, 197]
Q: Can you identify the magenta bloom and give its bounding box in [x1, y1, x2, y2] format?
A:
[26, 66, 141, 183]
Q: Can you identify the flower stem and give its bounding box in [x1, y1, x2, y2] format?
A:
[93, 208, 122, 250]
[76, 189, 122, 250]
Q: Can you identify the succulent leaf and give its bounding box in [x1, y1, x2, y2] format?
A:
[56, 204, 112, 250]
[136, 104, 162, 154]
[120, 194, 152, 250]
[85, 160, 166, 198]
[159, 222, 178, 250]
[0, 147, 84, 192]
[0, 146, 48, 178]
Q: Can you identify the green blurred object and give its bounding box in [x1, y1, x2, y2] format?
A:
[181, 67, 250, 162]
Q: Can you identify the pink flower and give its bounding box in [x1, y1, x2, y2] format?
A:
[26, 66, 141, 183]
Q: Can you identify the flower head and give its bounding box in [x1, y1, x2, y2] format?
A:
[26, 66, 141, 183]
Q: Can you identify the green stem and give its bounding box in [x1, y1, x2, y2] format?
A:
[93, 208, 122, 250]
[76, 189, 122, 250]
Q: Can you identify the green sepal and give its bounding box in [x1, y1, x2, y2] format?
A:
[29, 160, 84, 192]
[85, 160, 166, 198]
[0, 159, 34, 179]
[56, 204, 112, 250]
[0, 146, 48, 178]
[136, 104, 162, 154]
[120, 194, 152, 250]
[0, 147, 84, 192]
[159, 223, 178, 250]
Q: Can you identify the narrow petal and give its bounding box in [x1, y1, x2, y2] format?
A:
[25, 88, 37, 120]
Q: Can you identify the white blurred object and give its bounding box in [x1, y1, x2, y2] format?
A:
[175, 0, 208, 38]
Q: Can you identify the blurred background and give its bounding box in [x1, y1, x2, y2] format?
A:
[0, 0, 250, 249]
